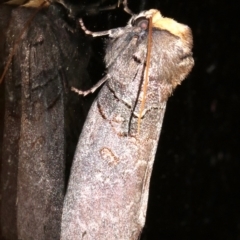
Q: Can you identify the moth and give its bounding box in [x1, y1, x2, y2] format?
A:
[62, 8, 194, 240]
[72, 8, 194, 133]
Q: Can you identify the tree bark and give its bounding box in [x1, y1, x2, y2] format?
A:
[0, 4, 90, 239]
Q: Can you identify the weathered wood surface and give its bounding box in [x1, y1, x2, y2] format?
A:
[61, 9, 194, 240]
[0, 4, 90, 239]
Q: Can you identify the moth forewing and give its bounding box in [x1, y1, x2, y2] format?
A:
[62, 8, 194, 239]
[74, 9, 194, 135]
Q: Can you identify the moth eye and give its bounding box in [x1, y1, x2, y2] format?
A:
[133, 17, 149, 30]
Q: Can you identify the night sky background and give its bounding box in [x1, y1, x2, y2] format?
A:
[0, 0, 239, 239]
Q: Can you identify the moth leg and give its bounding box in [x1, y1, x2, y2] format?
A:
[71, 74, 110, 96]
[79, 19, 130, 38]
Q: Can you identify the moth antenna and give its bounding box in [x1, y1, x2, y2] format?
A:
[79, 19, 121, 37]
[122, 0, 134, 15]
[0, 0, 48, 85]
[137, 16, 153, 134]
[78, 18, 94, 36]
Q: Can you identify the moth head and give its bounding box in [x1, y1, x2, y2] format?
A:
[128, 11, 151, 31]
[129, 9, 192, 48]
[132, 17, 149, 30]
[135, 10, 194, 97]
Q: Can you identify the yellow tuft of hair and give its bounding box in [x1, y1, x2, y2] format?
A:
[145, 9, 190, 42]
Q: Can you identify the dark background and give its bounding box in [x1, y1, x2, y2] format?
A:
[0, 0, 239, 239]
[140, 1, 239, 240]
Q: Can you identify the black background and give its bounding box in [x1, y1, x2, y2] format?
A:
[143, 1, 239, 240]
[1, 0, 239, 239]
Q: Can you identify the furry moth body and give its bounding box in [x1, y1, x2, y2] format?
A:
[61, 9, 194, 240]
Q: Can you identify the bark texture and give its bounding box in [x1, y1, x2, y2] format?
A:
[0, 4, 90, 239]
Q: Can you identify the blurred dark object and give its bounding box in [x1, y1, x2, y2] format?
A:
[0, 2, 91, 239]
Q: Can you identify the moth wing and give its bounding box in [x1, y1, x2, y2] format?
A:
[97, 29, 149, 134]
